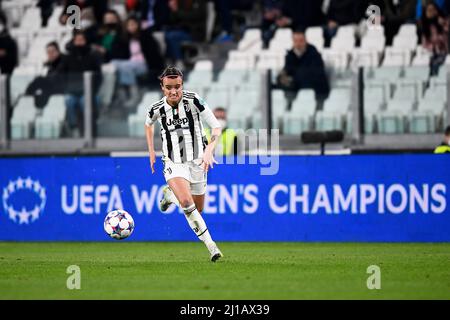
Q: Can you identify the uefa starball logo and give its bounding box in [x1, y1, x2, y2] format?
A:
[2, 177, 46, 224]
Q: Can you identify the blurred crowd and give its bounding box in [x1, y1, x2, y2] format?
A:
[0, 1, 447, 76]
[0, 0, 449, 136]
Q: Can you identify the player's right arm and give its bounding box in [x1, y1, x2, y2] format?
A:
[145, 125, 156, 174]
[145, 104, 161, 174]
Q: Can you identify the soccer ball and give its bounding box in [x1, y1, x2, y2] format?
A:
[104, 210, 135, 240]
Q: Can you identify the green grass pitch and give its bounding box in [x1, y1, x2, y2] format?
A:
[0, 242, 449, 299]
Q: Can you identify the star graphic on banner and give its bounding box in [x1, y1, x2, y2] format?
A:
[8, 207, 17, 222]
[33, 181, 41, 193]
[25, 177, 33, 189]
[18, 208, 30, 225]
[40, 188, 46, 199]
[30, 206, 40, 221]
[8, 181, 15, 193]
[16, 178, 24, 189]
[2, 188, 8, 201]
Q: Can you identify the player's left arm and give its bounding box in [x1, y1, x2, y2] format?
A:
[193, 94, 222, 171]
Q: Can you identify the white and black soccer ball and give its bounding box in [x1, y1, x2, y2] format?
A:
[104, 210, 135, 240]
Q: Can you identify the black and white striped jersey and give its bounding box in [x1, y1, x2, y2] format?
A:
[145, 91, 221, 163]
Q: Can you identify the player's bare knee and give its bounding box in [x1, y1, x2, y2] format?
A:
[180, 199, 194, 209]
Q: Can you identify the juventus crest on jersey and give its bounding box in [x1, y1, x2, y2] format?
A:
[145, 91, 221, 164]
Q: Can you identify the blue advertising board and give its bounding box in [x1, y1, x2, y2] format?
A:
[0, 155, 449, 241]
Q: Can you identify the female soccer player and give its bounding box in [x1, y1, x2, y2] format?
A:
[145, 66, 223, 262]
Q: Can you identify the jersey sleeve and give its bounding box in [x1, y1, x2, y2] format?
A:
[145, 104, 161, 127]
[193, 93, 221, 129]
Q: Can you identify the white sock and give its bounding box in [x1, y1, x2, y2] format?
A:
[183, 204, 214, 245]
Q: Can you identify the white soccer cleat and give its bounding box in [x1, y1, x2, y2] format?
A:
[159, 185, 173, 212]
[207, 242, 223, 262]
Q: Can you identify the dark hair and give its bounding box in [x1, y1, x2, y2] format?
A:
[214, 107, 226, 113]
[421, 1, 446, 39]
[445, 125, 450, 136]
[125, 15, 141, 37]
[103, 9, 122, 23]
[159, 66, 184, 83]
[72, 29, 87, 38]
[46, 41, 60, 51]
[293, 28, 306, 35]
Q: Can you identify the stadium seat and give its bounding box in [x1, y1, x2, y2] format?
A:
[1, 0, 24, 28]
[205, 84, 232, 109]
[47, 6, 64, 28]
[423, 86, 447, 103]
[314, 88, 351, 132]
[228, 50, 256, 70]
[10, 96, 38, 139]
[193, 60, 214, 71]
[430, 66, 448, 88]
[228, 90, 259, 129]
[186, 69, 213, 85]
[412, 46, 432, 66]
[352, 49, 380, 68]
[336, 25, 356, 38]
[364, 86, 386, 133]
[217, 69, 248, 85]
[269, 28, 293, 51]
[331, 37, 355, 52]
[9, 28, 31, 59]
[19, 6, 41, 30]
[393, 35, 418, 52]
[322, 49, 349, 73]
[256, 50, 285, 72]
[128, 91, 161, 137]
[391, 84, 418, 102]
[283, 89, 316, 135]
[35, 95, 66, 139]
[97, 63, 117, 110]
[305, 27, 324, 52]
[271, 89, 289, 129]
[314, 111, 345, 131]
[323, 88, 351, 113]
[383, 47, 412, 66]
[237, 29, 263, 52]
[408, 109, 439, 134]
[398, 23, 417, 37]
[403, 66, 430, 81]
[10, 66, 41, 106]
[411, 87, 446, 133]
[376, 100, 414, 133]
[372, 66, 402, 80]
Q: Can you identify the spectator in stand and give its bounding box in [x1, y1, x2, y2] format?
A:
[262, 0, 325, 48]
[25, 42, 66, 109]
[262, 0, 283, 48]
[416, 0, 450, 19]
[164, 0, 207, 68]
[323, 0, 369, 46]
[213, 0, 254, 42]
[111, 16, 165, 108]
[434, 125, 450, 153]
[60, 0, 108, 28]
[419, 1, 449, 74]
[278, 30, 329, 108]
[0, 12, 17, 75]
[92, 9, 128, 63]
[60, 30, 102, 137]
[138, 0, 170, 31]
[204, 107, 239, 156]
[374, 0, 416, 45]
[37, 0, 56, 27]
